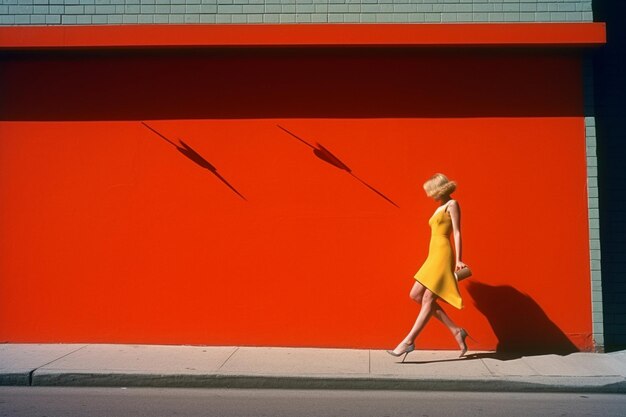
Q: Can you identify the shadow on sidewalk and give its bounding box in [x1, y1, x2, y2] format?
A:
[400, 352, 535, 365]
[402, 282, 579, 364]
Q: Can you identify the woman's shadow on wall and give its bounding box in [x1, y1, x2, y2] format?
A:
[464, 281, 578, 360]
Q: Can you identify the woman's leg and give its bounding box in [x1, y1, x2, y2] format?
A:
[402, 281, 465, 349]
[391, 287, 437, 354]
[431, 302, 466, 349]
[409, 281, 426, 302]
[404, 289, 437, 342]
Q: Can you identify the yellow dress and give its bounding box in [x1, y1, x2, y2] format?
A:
[413, 202, 463, 309]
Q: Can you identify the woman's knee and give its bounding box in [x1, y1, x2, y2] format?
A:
[410, 287, 424, 302]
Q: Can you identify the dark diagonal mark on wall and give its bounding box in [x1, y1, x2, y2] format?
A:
[277, 125, 399, 208]
[141, 122, 246, 200]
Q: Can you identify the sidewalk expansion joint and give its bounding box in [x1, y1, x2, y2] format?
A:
[217, 347, 239, 371]
[28, 344, 89, 386]
[480, 359, 496, 377]
[520, 356, 542, 376]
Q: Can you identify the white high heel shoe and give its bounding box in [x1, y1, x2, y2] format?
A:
[386, 342, 415, 363]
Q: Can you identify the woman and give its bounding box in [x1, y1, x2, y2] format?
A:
[387, 173, 471, 362]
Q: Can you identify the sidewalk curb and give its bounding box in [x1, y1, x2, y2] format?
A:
[7, 372, 624, 393]
[0, 373, 31, 386]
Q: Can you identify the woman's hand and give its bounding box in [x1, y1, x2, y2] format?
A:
[455, 261, 467, 271]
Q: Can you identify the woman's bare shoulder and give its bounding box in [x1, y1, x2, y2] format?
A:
[446, 199, 460, 212]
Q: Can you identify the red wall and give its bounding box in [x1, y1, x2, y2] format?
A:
[0, 48, 593, 351]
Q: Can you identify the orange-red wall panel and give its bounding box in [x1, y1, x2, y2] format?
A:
[0, 48, 592, 351]
[0, 23, 606, 48]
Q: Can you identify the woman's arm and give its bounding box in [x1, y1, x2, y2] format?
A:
[448, 200, 466, 270]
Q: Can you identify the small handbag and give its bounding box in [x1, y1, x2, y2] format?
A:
[454, 265, 473, 281]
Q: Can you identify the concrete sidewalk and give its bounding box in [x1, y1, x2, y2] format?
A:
[1, 344, 626, 393]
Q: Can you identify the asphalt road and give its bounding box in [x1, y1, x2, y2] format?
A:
[1, 387, 625, 417]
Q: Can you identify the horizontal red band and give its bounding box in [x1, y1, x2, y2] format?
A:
[0, 23, 606, 49]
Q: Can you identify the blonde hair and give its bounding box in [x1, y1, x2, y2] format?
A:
[423, 173, 457, 199]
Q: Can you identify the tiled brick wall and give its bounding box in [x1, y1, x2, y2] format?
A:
[0, 0, 593, 25]
[583, 55, 603, 351]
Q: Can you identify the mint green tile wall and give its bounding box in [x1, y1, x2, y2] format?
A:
[0, 0, 593, 25]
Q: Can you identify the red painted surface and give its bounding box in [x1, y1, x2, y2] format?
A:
[0, 23, 606, 49]
[0, 48, 593, 351]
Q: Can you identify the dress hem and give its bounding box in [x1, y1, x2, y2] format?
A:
[413, 275, 464, 310]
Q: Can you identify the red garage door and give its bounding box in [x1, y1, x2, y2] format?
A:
[0, 47, 592, 351]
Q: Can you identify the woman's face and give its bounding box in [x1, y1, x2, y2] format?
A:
[425, 190, 439, 201]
